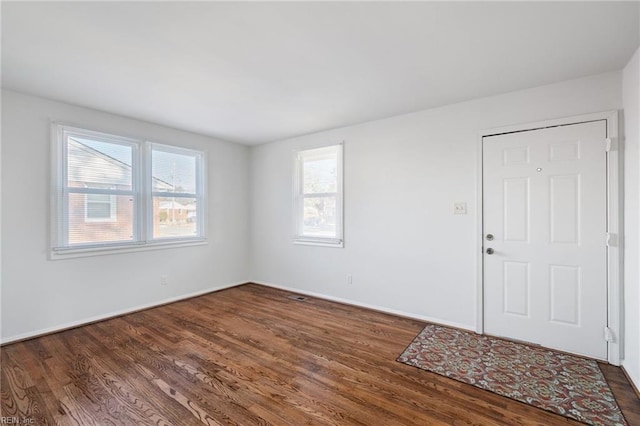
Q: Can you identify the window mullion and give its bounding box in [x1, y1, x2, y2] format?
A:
[152, 192, 198, 198]
[301, 192, 337, 198]
[139, 141, 150, 243]
[67, 187, 133, 196]
[131, 143, 144, 243]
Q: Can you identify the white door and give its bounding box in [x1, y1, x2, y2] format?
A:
[483, 120, 608, 360]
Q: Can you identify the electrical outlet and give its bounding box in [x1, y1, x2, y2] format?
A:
[453, 202, 467, 215]
[347, 274, 353, 284]
[160, 275, 168, 285]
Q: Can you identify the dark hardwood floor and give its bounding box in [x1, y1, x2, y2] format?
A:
[2, 283, 639, 425]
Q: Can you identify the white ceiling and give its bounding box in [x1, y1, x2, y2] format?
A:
[2, 2, 639, 145]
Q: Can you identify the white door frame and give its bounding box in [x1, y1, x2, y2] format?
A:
[476, 110, 622, 365]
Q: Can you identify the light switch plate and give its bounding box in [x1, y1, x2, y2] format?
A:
[453, 202, 467, 215]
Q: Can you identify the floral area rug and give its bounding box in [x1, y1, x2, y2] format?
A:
[397, 324, 627, 426]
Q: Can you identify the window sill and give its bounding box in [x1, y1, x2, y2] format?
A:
[293, 238, 344, 248]
[50, 238, 207, 260]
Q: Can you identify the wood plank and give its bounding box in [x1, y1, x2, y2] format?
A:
[1, 283, 638, 425]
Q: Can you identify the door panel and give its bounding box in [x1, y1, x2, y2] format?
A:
[549, 265, 580, 325]
[503, 261, 529, 316]
[549, 174, 580, 244]
[503, 178, 529, 242]
[483, 120, 607, 359]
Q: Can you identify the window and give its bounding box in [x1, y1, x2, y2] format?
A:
[150, 143, 203, 240]
[293, 144, 343, 246]
[52, 124, 205, 257]
[84, 184, 117, 222]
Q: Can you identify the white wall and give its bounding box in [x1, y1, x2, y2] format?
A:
[250, 72, 623, 330]
[1, 90, 250, 342]
[623, 47, 640, 390]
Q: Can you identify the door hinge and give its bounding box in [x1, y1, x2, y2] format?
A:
[604, 326, 614, 342]
[606, 232, 617, 247]
[605, 137, 616, 152]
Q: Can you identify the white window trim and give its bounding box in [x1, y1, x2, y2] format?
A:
[50, 123, 207, 260]
[293, 143, 344, 247]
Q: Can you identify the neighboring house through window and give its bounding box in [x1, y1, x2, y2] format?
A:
[293, 143, 343, 247]
[52, 124, 206, 257]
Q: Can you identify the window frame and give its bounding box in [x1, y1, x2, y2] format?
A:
[51, 123, 206, 259]
[293, 143, 344, 247]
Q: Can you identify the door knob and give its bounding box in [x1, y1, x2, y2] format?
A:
[486, 248, 494, 255]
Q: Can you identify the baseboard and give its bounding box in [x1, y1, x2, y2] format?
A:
[251, 280, 475, 332]
[0, 281, 248, 345]
[620, 365, 640, 399]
